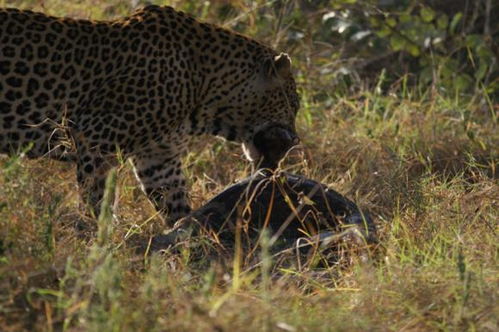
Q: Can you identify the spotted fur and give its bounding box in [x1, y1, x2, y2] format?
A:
[0, 5, 300, 224]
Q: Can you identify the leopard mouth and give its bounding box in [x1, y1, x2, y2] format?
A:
[243, 124, 299, 169]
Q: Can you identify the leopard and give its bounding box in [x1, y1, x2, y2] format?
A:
[0, 5, 300, 226]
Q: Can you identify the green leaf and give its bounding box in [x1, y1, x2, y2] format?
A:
[476, 63, 488, 80]
[476, 45, 494, 61]
[386, 17, 397, 27]
[450, 12, 462, 34]
[465, 34, 483, 49]
[419, 67, 433, 85]
[369, 17, 380, 27]
[455, 74, 472, 91]
[390, 35, 405, 51]
[407, 44, 421, 57]
[437, 14, 448, 30]
[420, 7, 435, 23]
[400, 13, 412, 24]
[376, 27, 391, 38]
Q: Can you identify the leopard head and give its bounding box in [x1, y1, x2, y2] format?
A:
[209, 53, 300, 169]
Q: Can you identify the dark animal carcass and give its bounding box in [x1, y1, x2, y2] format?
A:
[152, 171, 376, 253]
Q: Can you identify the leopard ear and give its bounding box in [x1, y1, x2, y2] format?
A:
[274, 53, 292, 78]
[264, 53, 292, 79]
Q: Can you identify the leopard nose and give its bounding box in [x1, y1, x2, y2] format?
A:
[266, 126, 298, 150]
[274, 126, 296, 141]
[279, 128, 300, 149]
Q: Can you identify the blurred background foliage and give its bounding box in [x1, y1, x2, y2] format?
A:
[5, 0, 498, 103]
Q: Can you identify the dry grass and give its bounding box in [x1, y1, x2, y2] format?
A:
[1, 1, 498, 331]
[1, 86, 497, 332]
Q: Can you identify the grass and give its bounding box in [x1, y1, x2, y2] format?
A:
[1, 1, 498, 331]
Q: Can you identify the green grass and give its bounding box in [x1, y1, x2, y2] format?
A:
[1, 1, 498, 331]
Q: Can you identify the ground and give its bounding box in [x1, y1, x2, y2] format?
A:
[0, 1, 497, 331]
